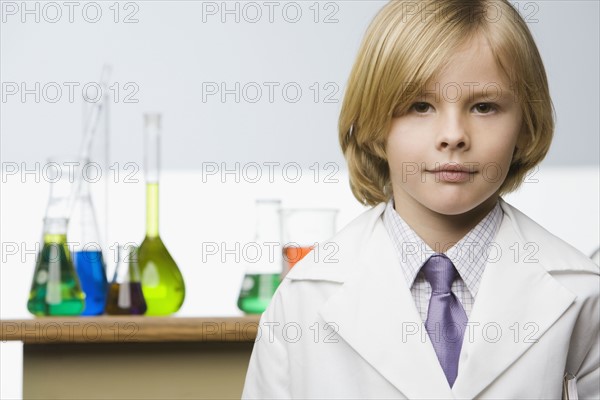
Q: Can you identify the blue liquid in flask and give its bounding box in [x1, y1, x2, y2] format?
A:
[74, 250, 108, 315]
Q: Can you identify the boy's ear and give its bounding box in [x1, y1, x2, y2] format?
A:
[513, 124, 529, 161]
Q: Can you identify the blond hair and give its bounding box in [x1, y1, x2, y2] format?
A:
[339, 0, 554, 206]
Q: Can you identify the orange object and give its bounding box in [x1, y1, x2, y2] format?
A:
[283, 246, 313, 269]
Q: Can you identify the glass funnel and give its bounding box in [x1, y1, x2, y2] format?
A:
[138, 113, 185, 315]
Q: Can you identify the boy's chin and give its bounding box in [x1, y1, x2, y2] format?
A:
[424, 194, 499, 217]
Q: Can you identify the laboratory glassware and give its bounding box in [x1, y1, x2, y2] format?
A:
[69, 171, 108, 316]
[27, 218, 85, 316]
[237, 200, 283, 314]
[106, 245, 147, 315]
[280, 208, 338, 277]
[138, 114, 185, 315]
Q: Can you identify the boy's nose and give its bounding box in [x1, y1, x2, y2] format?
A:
[436, 115, 470, 151]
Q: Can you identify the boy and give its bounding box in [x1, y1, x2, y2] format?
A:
[242, 0, 599, 398]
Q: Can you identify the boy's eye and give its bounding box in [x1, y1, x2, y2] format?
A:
[473, 103, 497, 114]
[411, 102, 432, 113]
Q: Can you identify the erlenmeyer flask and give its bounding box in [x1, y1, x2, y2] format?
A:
[69, 175, 108, 316]
[27, 218, 85, 316]
[106, 245, 147, 315]
[138, 113, 185, 315]
[237, 200, 282, 314]
[43, 156, 75, 220]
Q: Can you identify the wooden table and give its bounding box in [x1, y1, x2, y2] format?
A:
[1, 316, 260, 399]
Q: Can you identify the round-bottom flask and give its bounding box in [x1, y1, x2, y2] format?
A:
[138, 114, 185, 315]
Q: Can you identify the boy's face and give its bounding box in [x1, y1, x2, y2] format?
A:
[386, 35, 523, 217]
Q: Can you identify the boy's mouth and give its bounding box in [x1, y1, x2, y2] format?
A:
[428, 163, 476, 173]
[426, 163, 478, 183]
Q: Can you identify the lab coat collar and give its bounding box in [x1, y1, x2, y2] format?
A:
[288, 199, 580, 398]
[451, 198, 576, 398]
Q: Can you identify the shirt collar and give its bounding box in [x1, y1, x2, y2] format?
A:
[382, 199, 504, 298]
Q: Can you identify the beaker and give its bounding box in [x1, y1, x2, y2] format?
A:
[27, 218, 85, 316]
[279, 208, 338, 276]
[70, 175, 108, 316]
[237, 199, 282, 314]
[106, 245, 147, 315]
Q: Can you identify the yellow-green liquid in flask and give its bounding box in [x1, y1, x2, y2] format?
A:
[27, 225, 85, 316]
[138, 183, 185, 315]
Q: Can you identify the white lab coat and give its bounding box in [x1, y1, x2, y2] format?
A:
[242, 198, 599, 399]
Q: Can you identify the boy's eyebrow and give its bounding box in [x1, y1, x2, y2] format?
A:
[469, 89, 515, 101]
[415, 85, 516, 102]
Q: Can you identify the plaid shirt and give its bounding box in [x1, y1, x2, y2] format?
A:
[382, 199, 503, 322]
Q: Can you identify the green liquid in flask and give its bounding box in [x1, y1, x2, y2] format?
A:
[237, 273, 280, 314]
[27, 229, 85, 316]
[138, 182, 185, 315]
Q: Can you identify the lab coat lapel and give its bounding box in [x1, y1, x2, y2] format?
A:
[319, 217, 455, 399]
[451, 201, 576, 398]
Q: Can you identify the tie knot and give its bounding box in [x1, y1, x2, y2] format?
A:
[422, 254, 457, 294]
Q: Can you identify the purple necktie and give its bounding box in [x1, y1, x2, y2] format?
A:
[422, 254, 468, 387]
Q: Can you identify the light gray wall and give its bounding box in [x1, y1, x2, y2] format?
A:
[1, 1, 598, 169]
